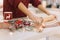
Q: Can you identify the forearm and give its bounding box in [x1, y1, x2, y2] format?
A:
[37, 4, 50, 15]
[37, 5, 56, 22]
[18, 2, 34, 19]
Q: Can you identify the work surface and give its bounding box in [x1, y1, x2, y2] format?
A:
[0, 26, 60, 40]
[0, 9, 60, 40]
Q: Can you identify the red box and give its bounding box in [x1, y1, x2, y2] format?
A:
[4, 12, 13, 20]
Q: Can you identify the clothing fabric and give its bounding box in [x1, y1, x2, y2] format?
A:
[3, 0, 41, 18]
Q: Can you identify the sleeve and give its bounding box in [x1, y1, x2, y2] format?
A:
[30, 0, 41, 7]
[3, 0, 13, 12]
[3, 0, 21, 12]
[13, 0, 21, 8]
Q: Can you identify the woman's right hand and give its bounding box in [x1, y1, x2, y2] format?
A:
[28, 15, 44, 32]
[29, 16, 43, 24]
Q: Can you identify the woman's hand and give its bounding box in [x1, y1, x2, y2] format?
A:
[29, 16, 44, 32]
[30, 16, 43, 24]
[43, 15, 56, 22]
